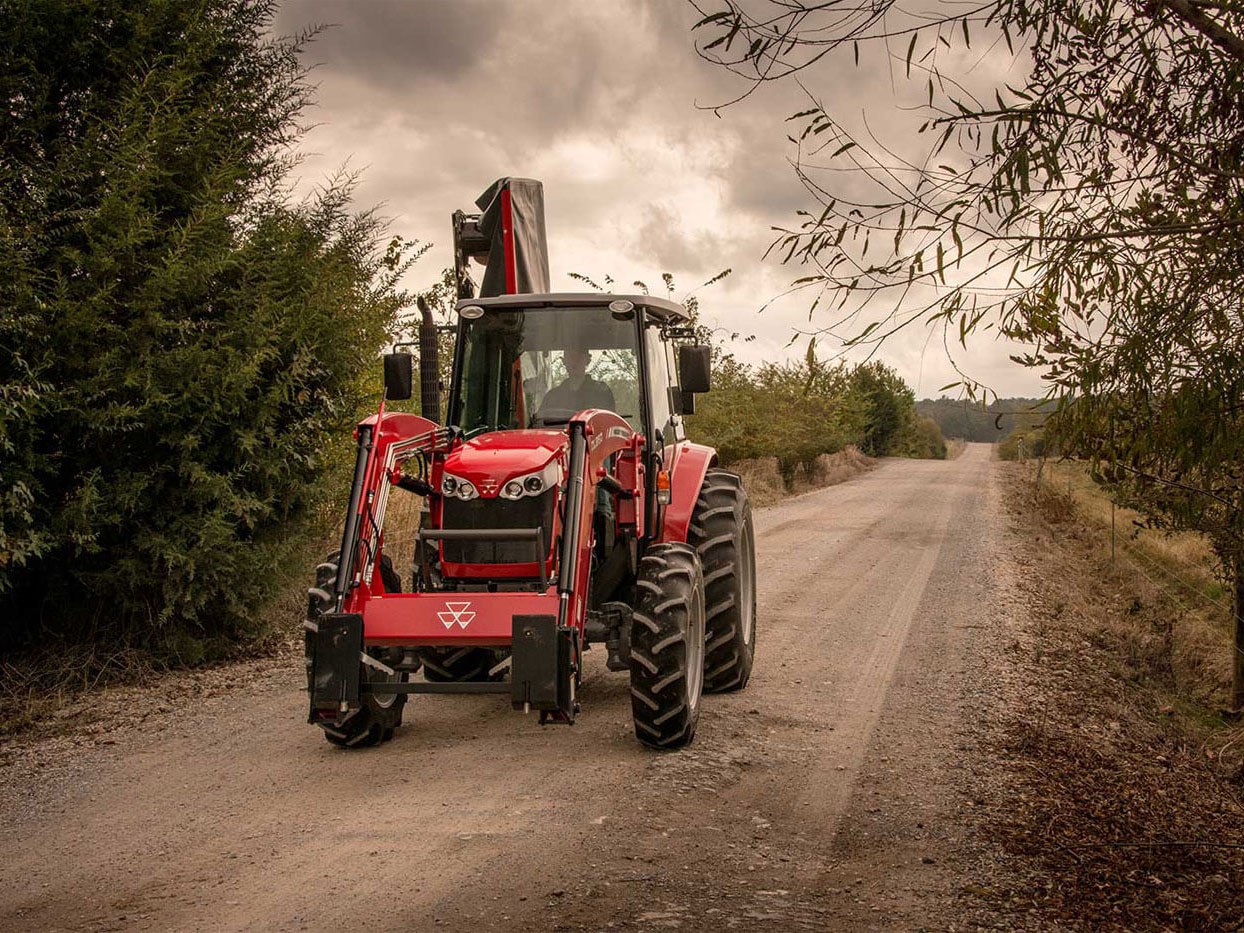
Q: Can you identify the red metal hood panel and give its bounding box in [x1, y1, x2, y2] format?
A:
[444, 429, 567, 487]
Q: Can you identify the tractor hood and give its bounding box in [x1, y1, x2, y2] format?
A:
[443, 429, 567, 496]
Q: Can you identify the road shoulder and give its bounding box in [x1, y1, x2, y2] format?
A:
[953, 462, 1244, 929]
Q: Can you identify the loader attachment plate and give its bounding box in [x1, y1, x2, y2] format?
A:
[310, 613, 363, 712]
[511, 614, 575, 722]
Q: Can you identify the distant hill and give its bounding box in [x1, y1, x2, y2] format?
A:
[916, 396, 1053, 442]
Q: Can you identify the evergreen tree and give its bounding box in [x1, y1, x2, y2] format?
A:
[0, 1, 415, 654]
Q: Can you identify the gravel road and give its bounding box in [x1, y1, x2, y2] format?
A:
[0, 443, 1008, 931]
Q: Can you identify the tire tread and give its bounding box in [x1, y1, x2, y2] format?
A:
[687, 470, 757, 693]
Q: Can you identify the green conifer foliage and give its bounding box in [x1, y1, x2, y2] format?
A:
[0, 1, 413, 653]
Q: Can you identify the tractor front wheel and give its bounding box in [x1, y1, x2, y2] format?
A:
[629, 542, 706, 749]
[316, 648, 407, 748]
[688, 469, 757, 693]
[308, 551, 406, 748]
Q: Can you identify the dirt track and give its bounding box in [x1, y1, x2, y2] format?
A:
[0, 443, 1010, 931]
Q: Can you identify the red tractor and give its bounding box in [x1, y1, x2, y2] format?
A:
[305, 179, 757, 749]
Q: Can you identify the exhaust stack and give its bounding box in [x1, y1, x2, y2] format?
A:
[417, 296, 440, 423]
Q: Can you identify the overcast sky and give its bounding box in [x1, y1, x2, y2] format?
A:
[274, 0, 1046, 399]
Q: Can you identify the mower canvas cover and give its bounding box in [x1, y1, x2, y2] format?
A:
[475, 177, 551, 296]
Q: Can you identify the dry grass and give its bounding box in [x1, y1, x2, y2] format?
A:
[1020, 458, 1233, 714]
[0, 535, 324, 740]
[731, 458, 786, 507]
[0, 621, 297, 741]
[1035, 458, 1218, 570]
[1012, 460, 1240, 753]
[381, 487, 425, 590]
[732, 446, 875, 508]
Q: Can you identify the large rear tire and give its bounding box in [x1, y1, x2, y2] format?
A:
[629, 542, 706, 749]
[688, 469, 757, 693]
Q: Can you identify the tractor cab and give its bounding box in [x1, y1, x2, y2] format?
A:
[448, 292, 709, 437]
[426, 292, 712, 601]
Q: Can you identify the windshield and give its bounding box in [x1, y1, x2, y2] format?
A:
[450, 306, 641, 436]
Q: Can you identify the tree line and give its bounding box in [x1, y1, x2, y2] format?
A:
[690, 350, 945, 485]
[916, 397, 1051, 444]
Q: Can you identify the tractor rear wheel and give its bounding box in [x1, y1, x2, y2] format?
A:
[308, 551, 406, 748]
[629, 542, 706, 749]
[688, 469, 757, 693]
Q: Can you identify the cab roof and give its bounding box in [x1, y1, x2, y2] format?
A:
[455, 293, 691, 324]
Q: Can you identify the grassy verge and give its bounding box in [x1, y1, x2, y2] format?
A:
[0, 546, 318, 742]
[1026, 457, 1232, 711]
[983, 462, 1244, 927]
[729, 446, 876, 508]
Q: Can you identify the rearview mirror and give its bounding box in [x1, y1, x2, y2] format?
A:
[383, 352, 414, 400]
[677, 345, 711, 394]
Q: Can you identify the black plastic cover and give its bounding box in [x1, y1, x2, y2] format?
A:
[677, 344, 712, 394]
[475, 177, 551, 297]
[383, 352, 413, 400]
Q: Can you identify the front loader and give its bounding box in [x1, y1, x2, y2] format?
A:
[304, 178, 757, 749]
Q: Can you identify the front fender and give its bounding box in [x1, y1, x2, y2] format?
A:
[658, 441, 718, 544]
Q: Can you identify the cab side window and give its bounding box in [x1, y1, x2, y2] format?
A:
[665, 339, 686, 442]
[644, 324, 676, 451]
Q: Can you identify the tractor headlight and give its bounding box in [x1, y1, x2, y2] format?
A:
[499, 461, 561, 500]
[441, 474, 477, 500]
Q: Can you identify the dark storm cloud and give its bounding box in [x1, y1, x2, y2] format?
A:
[723, 149, 809, 222]
[276, 0, 804, 234]
[634, 202, 731, 271]
[272, 0, 1042, 395]
[278, 0, 504, 86]
[273, 0, 852, 328]
[281, 2, 651, 141]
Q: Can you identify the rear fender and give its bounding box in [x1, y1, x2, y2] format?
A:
[659, 441, 718, 544]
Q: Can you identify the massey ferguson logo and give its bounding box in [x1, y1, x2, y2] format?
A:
[479, 478, 498, 495]
[437, 601, 476, 629]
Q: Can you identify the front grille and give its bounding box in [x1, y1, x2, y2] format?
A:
[441, 490, 555, 566]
